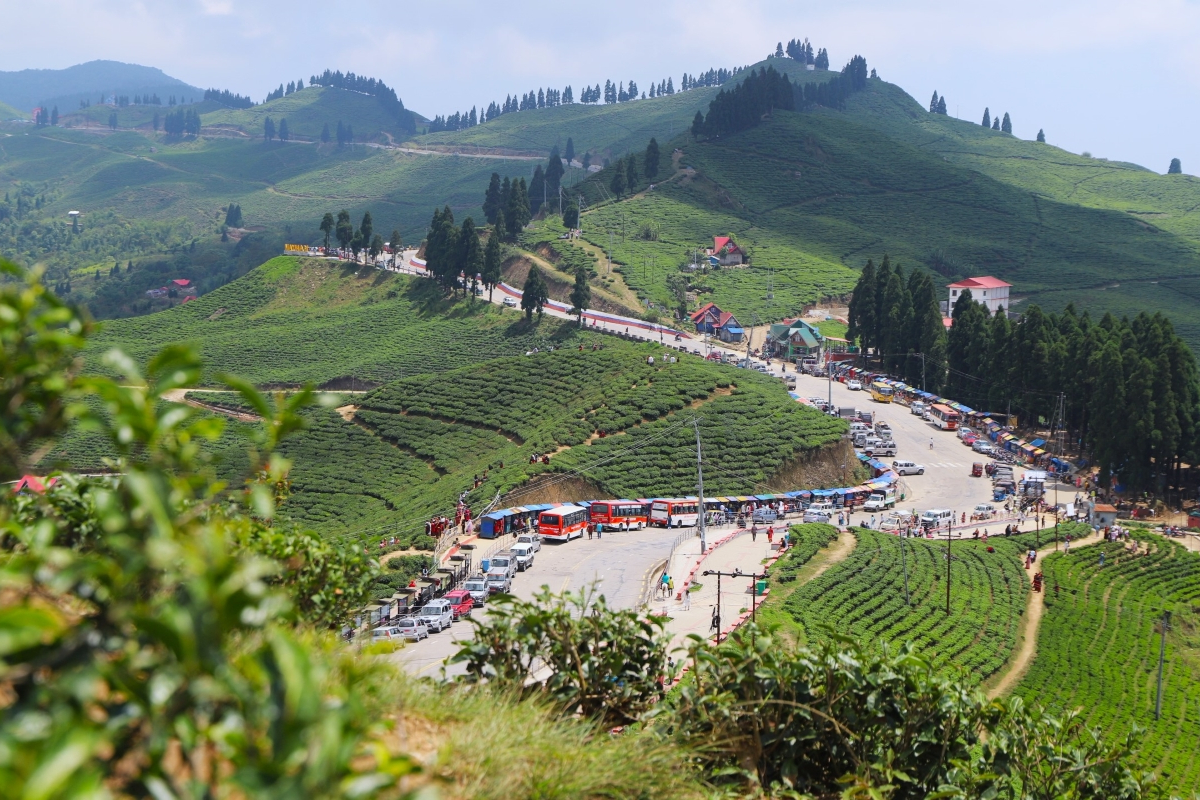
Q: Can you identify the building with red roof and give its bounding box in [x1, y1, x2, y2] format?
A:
[172, 278, 191, 287]
[12, 475, 56, 494]
[947, 276, 1012, 317]
[688, 302, 744, 342]
[708, 236, 746, 266]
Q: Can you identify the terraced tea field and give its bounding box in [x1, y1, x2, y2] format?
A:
[784, 524, 1091, 685]
[86, 257, 579, 385]
[1014, 534, 1200, 794]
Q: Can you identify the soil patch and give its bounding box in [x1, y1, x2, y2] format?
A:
[501, 474, 614, 507]
[767, 439, 859, 492]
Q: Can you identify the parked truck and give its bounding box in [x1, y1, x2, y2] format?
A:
[862, 487, 897, 512]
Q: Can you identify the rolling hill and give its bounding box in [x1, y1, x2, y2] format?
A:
[201, 85, 417, 143]
[0, 60, 202, 112]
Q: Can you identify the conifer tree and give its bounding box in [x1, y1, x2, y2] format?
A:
[564, 138, 575, 163]
[846, 259, 876, 352]
[1168, 158, 1182, 174]
[336, 120, 346, 145]
[992, 117, 1000, 131]
[546, 150, 565, 206]
[321, 123, 331, 143]
[626, 156, 638, 191]
[1001, 112, 1012, 134]
[482, 230, 502, 301]
[529, 165, 546, 215]
[521, 265, 549, 321]
[390, 229, 402, 251]
[335, 209, 354, 253]
[457, 217, 483, 297]
[929, 91, 939, 113]
[691, 111, 705, 137]
[644, 137, 660, 179]
[278, 118, 289, 141]
[610, 158, 626, 196]
[505, 178, 530, 239]
[562, 201, 578, 229]
[815, 47, 829, 69]
[570, 265, 591, 325]
[483, 173, 502, 223]
[359, 211, 373, 245]
[264, 117, 275, 141]
[981, 108, 991, 128]
[936, 96, 947, 115]
[369, 234, 384, 262]
[1037, 129, 1046, 143]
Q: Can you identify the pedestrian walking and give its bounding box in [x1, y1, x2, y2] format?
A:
[667, 576, 674, 596]
[929, 437, 934, 449]
[683, 587, 691, 610]
[587, 522, 593, 540]
[767, 526, 774, 544]
[870, 514, 876, 529]
[751, 526, 757, 543]
[597, 523, 603, 539]
[1099, 551, 1105, 567]
[660, 572, 671, 598]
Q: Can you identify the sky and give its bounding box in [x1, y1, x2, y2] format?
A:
[3, 0, 1198, 174]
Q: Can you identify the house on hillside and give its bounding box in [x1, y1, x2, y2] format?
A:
[707, 236, 746, 266]
[690, 302, 744, 343]
[765, 318, 824, 360]
[945, 276, 1011, 316]
[172, 279, 191, 288]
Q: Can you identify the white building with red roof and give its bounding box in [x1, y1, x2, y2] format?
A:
[947, 276, 1012, 316]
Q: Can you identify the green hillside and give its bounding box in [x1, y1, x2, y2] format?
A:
[0, 59, 202, 111]
[1015, 534, 1200, 794]
[202, 86, 410, 142]
[0, 100, 27, 120]
[568, 87, 1200, 347]
[83, 256, 579, 385]
[412, 62, 837, 161]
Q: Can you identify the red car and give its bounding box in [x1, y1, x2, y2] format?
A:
[443, 590, 474, 620]
[962, 435, 978, 446]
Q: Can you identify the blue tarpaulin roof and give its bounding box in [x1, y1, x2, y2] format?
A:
[1030, 438, 1046, 447]
[483, 511, 506, 521]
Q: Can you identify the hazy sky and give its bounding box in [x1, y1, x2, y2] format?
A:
[5, 0, 1198, 173]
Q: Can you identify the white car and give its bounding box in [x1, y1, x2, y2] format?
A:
[803, 509, 832, 523]
[375, 619, 428, 642]
[502, 296, 517, 307]
[416, 599, 454, 633]
[516, 532, 541, 552]
[847, 380, 863, 391]
[892, 460, 925, 476]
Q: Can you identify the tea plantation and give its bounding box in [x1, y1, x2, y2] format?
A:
[1014, 534, 1200, 794]
[85, 256, 581, 385]
[783, 524, 1091, 685]
[245, 346, 847, 546]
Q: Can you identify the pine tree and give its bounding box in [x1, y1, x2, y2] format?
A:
[1168, 158, 1182, 174]
[50, 106, 58, 126]
[1037, 129, 1046, 143]
[369, 234, 384, 262]
[545, 150, 565, 206]
[981, 108, 991, 127]
[457, 217, 483, 297]
[846, 259, 876, 352]
[644, 137, 660, 179]
[929, 91, 939, 113]
[610, 158, 626, 196]
[692, 111, 705, 137]
[336, 120, 345, 145]
[482, 231, 502, 301]
[992, 117, 1000, 131]
[321, 123, 331, 143]
[815, 48, 829, 69]
[320, 213, 334, 249]
[1001, 112, 1012, 134]
[562, 201, 579, 229]
[564, 138, 575, 164]
[505, 178, 530, 240]
[872, 256, 893, 354]
[264, 117, 275, 141]
[335, 209, 354, 253]
[483, 173, 502, 223]
[278, 118, 289, 141]
[936, 96, 947, 115]
[570, 265, 591, 325]
[529, 165, 546, 215]
[521, 266, 549, 321]
[359, 211, 373, 245]
[625, 156, 638, 191]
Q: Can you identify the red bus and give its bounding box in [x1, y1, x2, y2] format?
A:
[538, 505, 589, 541]
[588, 500, 648, 530]
[930, 403, 961, 431]
[649, 499, 700, 528]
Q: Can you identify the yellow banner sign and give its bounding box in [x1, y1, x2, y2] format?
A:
[284, 243, 310, 252]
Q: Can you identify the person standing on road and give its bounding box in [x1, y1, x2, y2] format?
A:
[751, 526, 757, 543]
[596, 523, 603, 540]
[767, 526, 774, 545]
[929, 437, 934, 450]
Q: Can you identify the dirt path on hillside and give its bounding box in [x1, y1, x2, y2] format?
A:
[161, 388, 261, 422]
[987, 531, 1102, 699]
[804, 529, 858, 583]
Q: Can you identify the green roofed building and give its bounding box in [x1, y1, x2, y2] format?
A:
[766, 318, 823, 361]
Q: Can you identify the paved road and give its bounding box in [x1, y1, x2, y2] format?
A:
[391, 527, 675, 677]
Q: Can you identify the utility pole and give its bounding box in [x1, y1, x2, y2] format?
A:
[1156, 610, 1170, 719]
[900, 531, 910, 605]
[1053, 392, 1066, 548]
[703, 569, 723, 641]
[694, 418, 707, 554]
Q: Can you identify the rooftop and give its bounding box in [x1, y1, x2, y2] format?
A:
[947, 276, 1012, 290]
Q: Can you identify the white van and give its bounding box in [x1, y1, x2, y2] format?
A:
[892, 460, 925, 476]
[920, 509, 954, 529]
[911, 402, 926, 416]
